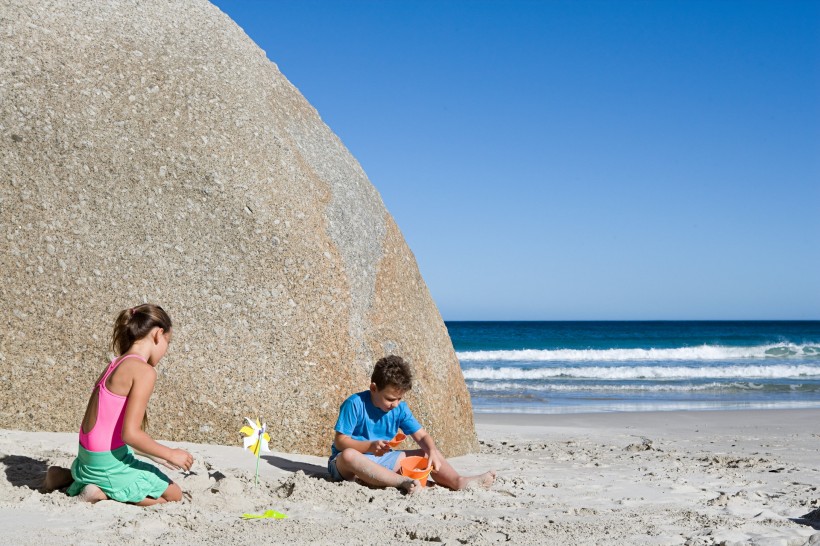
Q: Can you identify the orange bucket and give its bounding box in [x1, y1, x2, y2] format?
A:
[399, 456, 432, 487]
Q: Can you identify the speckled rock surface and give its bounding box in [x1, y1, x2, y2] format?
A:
[0, 0, 477, 456]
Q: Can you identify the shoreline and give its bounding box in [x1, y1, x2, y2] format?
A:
[2, 408, 819, 544]
[474, 406, 820, 427]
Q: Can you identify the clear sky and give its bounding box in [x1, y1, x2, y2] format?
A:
[210, 0, 819, 321]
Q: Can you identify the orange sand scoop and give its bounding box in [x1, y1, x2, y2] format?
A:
[387, 433, 406, 447]
[399, 456, 433, 487]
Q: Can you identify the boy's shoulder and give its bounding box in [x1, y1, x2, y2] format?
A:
[347, 390, 370, 401]
[339, 390, 414, 414]
[340, 390, 370, 408]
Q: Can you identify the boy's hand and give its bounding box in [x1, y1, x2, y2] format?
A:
[428, 449, 444, 472]
[370, 440, 390, 456]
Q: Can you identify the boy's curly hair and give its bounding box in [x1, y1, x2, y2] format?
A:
[371, 355, 413, 391]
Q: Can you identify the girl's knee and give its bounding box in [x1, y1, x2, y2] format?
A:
[162, 482, 183, 502]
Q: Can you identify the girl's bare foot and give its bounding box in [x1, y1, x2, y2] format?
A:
[458, 470, 497, 490]
[77, 484, 107, 503]
[42, 466, 73, 492]
[398, 479, 422, 495]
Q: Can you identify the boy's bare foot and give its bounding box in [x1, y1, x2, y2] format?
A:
[42, 466, 73, 492]
[77, 484, 107, 503]
[458, 470, 497, 490]
[398, 479, 422, 495]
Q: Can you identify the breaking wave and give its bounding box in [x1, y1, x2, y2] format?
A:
[460, 364, 820, 381]
[457, 344, 820, 363]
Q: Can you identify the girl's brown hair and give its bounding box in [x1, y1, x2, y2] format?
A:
[111, 303, 173, 356]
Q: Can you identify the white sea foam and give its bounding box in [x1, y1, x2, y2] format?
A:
[456, 344, 820, 363]
[471, 400, 820, 414]
[460, 364, 820, 381]
[467, 381, 786, 392]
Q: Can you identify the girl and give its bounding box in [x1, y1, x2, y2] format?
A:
[46, 304, 193, 505]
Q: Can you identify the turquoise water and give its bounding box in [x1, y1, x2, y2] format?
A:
[446, 321, 820, 414]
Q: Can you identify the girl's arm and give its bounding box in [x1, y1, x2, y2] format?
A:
[121, 364, 193, 471]
[131, 449, 178, 471]
[334, 431, 390, 456]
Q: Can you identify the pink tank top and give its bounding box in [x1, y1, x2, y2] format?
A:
[79, 354, 146, 452]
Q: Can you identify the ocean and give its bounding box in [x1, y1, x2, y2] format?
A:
[447, 321, 820, 414]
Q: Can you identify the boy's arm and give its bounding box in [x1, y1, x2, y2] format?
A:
[410, 428, 445, 471]
[334, 431, 391, 456]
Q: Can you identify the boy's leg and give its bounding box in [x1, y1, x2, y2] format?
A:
[335, 449, 420, 494]
[403, 449, 496, 491]
[431, 459, 496, 491]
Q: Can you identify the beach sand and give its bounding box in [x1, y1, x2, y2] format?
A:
[1, 409, 819, 545]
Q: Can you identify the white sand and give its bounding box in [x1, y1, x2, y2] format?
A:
[2, 409, 819, 545]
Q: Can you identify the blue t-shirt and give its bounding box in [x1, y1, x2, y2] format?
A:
[330, 390, 422, 458]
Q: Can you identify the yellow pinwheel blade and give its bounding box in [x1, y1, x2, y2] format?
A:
[249, 440, 261, 456]
[239, 425, 255, 437]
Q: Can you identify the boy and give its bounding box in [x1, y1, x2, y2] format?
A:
[328, 355, 496, 494]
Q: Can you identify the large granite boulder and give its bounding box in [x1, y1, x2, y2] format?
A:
[0, 0, 478, 456]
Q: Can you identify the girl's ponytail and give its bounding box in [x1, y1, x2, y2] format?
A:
[111, 304, 173, 355]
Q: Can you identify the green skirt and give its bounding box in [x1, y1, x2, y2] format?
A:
[67, 444, 171, 503]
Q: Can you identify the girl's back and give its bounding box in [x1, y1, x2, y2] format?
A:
[79, 354, 151, 452]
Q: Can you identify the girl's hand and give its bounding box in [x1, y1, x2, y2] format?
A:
[166, 448, 194, 471]
[145, 454, 179, 471]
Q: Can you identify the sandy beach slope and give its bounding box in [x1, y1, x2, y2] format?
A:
[1, 409, 819, 545]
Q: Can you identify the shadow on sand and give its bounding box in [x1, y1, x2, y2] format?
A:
[262, 454, 328, 479]
[1, 455, 48, 489]
[791, 507, 820, 531]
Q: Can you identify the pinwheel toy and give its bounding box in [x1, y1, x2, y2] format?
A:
[239, 417, 271, 486]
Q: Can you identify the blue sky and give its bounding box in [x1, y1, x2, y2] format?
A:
[210, 1, 819, 320]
